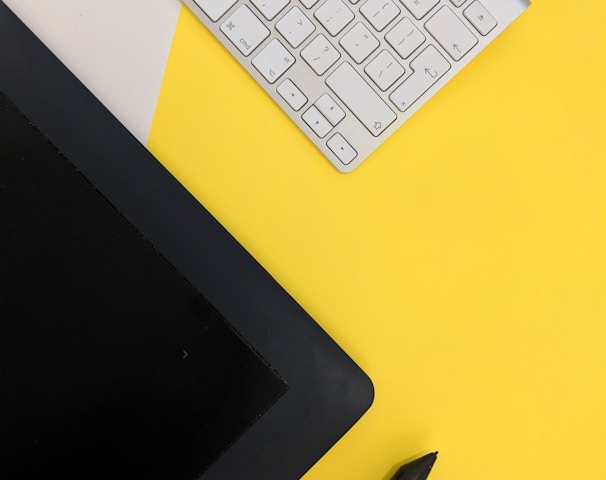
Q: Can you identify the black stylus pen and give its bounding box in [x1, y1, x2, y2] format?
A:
[390, 452, 438, 480]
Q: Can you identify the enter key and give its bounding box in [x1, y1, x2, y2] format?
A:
[390, 45, 451, 112]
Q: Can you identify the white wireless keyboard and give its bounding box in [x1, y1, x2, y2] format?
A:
[184, 0, 530, 172]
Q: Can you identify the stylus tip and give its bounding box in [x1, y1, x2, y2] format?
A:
[390, 451, 438, 480]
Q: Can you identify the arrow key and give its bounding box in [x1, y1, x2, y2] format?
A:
[425, 6, 477, 61]
[277, 79, 308, 111]
[327, 133, 357, 165]
[315, 94, 345, 126]
[302, 106, 333, 138]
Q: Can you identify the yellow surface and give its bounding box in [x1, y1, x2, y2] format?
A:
[148, 1, 606, 478]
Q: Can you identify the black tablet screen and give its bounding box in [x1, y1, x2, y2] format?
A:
[0, 93, 288, 480]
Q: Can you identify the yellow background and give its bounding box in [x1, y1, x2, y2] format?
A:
[148, 1, 606, 478]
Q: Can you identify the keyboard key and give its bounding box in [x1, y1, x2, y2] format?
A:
[252, 39, 296, 84]
[326, 62, 396, 136]
[327, 133, 357, 165]
[385, 17, 426, 59]
[302, 106, 333, 138]
[221, 5, 270, 57]
[301, 34, 341, 75]
[276, 7, 316, 48]
[339, 23, 380, 64]
[314, 0, 355, 36]
[193, 0, 237, 22]
[464, 1, 497, 36]
[425, 6, 478, 61]
[365, 50, 405, 91]
[277, 79, 308, 110]
[315, 94, 345, 126]
[187, 0, 530, 172]
[251, 0, 290, 21]
[400, 0, 440, 20]
[360, 0, 401, 32]
[389, 45, 450, 111]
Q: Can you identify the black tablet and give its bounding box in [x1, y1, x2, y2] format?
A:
[0, 3, 373, 479]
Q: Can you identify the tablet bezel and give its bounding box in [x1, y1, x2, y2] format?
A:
[0, 3, 373, 478]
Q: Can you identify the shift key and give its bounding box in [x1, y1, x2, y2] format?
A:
[326, 62, 396, 136]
